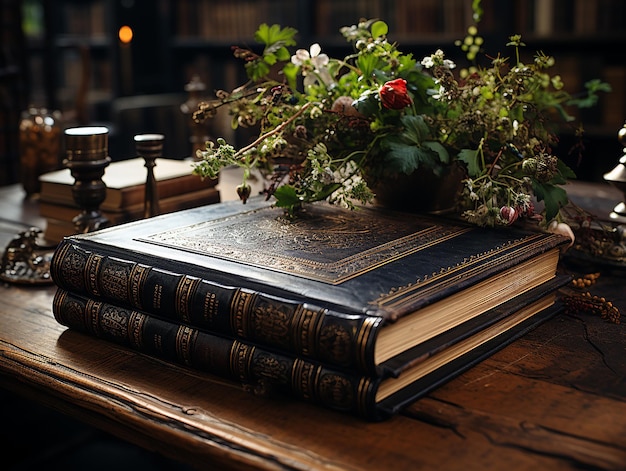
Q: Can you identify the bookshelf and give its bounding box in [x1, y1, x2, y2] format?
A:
[23, 0, 117, 126]
[159, 0, 625, 179]
[1, 0, 29, 186]
[17, 0, 626, 182]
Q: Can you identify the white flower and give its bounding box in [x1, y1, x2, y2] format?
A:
[309, 104, 323, 119]
[431, 85, 445, 100]
[421, 49, 455, 70]
[443, 59, 456, 69]
[421, 55, 435, 69]
[291, 43, 332, 87]
[548, 220, 575, 248]
[512, 119, 519, 136]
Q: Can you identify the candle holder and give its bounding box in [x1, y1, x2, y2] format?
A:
[564, 121, 626, 271]
[603, 122, 626, 224]
[134, 133, 164, 218]
[0, 226, 56, 285]
[63, 126, 111, 233]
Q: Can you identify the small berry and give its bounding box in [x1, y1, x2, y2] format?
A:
[236, 183, 252, 203]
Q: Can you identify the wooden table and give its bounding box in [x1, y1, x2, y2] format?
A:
[1, 182, 625, 470]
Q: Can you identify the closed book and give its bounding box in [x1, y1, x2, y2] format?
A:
[50, 197, 570, 375]
[42, 187, 220, 242]
[52, 285, 565, 421]
[40, 187, 221, 223]
[39, 157, 216, 211]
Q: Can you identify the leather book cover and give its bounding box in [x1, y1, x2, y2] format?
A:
[51, 196, 570, 374]
[52, 282, 564, 421]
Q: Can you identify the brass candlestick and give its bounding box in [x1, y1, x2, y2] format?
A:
[134, 133, 164, 218]
[603, 122, 626, 223]
[63, 126, 111, 233]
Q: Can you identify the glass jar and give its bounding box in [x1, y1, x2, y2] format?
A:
[19, 107, 63, 196]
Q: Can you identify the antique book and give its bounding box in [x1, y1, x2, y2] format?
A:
[50, 197, 570, 376]
[38, 157, 216, 211]
[52, 283, 565, 420]
[42, 187, 220, 243]
[40, 187, 221, 223]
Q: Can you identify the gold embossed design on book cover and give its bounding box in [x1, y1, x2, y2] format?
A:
[373, 232, 551, 311]
[138, 204, 470, 284]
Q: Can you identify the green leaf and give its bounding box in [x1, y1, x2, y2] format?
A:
[384, 142, 422, 174]
[379, 115, 448, 175]
[273, 185, 301, 208]
[353, 90, 379, 116]
[356, 54, 379, 81]
[509, 104, 524, 123]
[264, 54, 278, 66]
[557, 159, 577, 179]
[282, 62, 299, 91]
[567, 79, 612, 109]
[532, 181, 568, 222]
[400, 115, 430, 143]
[310, 182, 342, 202]
[254, 24, 298, 48]
[586, 78, 612, 94]
[246, 60, 271, 82]
[384, 140, 441, 175]
[422, 141, 450, 165]
[457, 148, 481, 177]
[370, 21, 388, 38]
[275, 46, 291, 62]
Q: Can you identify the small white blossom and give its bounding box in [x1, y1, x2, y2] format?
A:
[421, 54, 436, 69]
[548, 220, 575, 248]
[421, 49, 455, 70]
[443, 58, 456, 69]
[309, 105, 323, 119]
[431, 85, 446, 100]
[291, 43, 332, 87]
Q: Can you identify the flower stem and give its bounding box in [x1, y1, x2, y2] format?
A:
[234, 102, 315, 159]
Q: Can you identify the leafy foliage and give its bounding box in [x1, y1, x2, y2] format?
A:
[192, 17, 609, 228]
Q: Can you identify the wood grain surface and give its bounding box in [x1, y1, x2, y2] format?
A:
[1, 182, 625, 470]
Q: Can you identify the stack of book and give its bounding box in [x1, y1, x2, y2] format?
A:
[49, 197, 570, 420]
[38, 157, 219, 242]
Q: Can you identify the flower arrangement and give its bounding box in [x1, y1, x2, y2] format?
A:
[191, 16, 609, 228]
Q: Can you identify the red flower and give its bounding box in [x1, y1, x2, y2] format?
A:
[379, 78, 412, 110]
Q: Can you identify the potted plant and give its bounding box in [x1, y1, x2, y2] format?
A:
[191, 17, 608, 232]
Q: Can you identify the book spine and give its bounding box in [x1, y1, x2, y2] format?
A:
[53, 288, 382, 420]
[50, 240, 382, 374]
